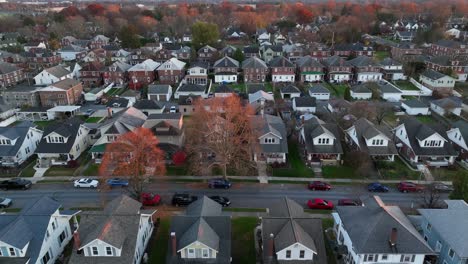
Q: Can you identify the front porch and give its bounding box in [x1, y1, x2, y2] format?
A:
[307, 153, 341, 165]
[37, 153, 71, 168]
[254, 152, 286, 164]
[370, 154, 395, 162]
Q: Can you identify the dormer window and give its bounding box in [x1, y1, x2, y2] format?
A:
[424, 140, 442, 147]
[49, 136, 64, 143]
[371, 139, 384, 146]
[318, 138, 330, 144]
[264, 138, 276, 144]
[106, 247, 113, 256]
[0, 139, 11, 145]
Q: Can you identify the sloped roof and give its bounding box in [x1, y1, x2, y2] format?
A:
[133, 99, 164, 110]
[302, 117, 343, 155]
[351, 84, 371, 93]
[451, 120, 468, 146]
[186, 196, 222, 216]
[107, 61, 131, 72]
[214, 84, 234, 94]
[0, 62, 20, 74]
[402, 99, 428, 108]
[421, 69, 449, 80]
[178, 218, 220, 251]
[351, 118, 397, 156]
[248, 90, 274, 104]
[242, 56, 267, 69]
[280, 84, 300, 94]
[349, 56, 379, 67]
[251, 114, 288, 154]
[44, 65, 71, 78]
[177, 83, 206, 92]
[36, 117, 84, 154]
[431, 96, 462, 109]
[293, 96, 316, 107]
[309, 84, 330, 94]
[148, 84, 171, 94]
[214, 56, 239, 68]
[128, 59, 160, 71]
[296, 55, 324, 68]
[99, 107, 147, 135]
[322, 55, 351, 67]
[269, 56, 294, 68]
[0, 123, 38, 157]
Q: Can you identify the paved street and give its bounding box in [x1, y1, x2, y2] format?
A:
[1, 182, 447, 211]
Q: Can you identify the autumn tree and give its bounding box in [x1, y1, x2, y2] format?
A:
[185, 95, 257, 178]
[99, 127, 166, 198]
[119, 25, 141, 49]
[191, 21, 219, 49]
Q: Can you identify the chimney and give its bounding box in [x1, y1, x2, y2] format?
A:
[267, 233, 274, 257]
[389, 228, 398, 248]
[171, 232, 177, 256]
[73, 230, 82, 254]
[107, 107, 112, 118]
[301, 115, 305, 125]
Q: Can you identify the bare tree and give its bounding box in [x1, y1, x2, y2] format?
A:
[420, 183, 442, 208]
[374, 102, 393, 125]
[346, 150, 374, 178]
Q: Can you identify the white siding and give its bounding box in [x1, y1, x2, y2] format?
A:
[447, 128, 468, 151]
[272, 74, 295, 83]
[214, 74, 237, 83]
[276, 243, 315, 260]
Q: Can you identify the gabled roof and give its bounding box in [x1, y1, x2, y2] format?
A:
[275, 220, 317, 253]
[349, 118, 397, 156]
[243, 46, 259, 54]
[107, 61, 131, 72]
[309, 84, 330, 94]
[36, 117, 85, 154]
[186, 196, 222, 216]
[251, 114, 288, 154]
[302, 117, 343, 155]
[133, 99, 164, 110]
[178, 218, 220, 251]
[0, 123, 38, 157]
[349, 56, 379, 67]
[451, 120, 468, 145]
[268, 56, 294, 68]
[431, 96, 462, 109]
[322, 55, 351, 67]
[351, 84, 371, 93]
[296, 55, 324, 68]
[189, 61, 209, 69]
[128, 59, 160, 71]
[99, 107, 147, 135]
[0, 62, 20, 74]
[248, 90, 274, 104]
[280, 84, 300, 94]
[242, 56, 267, 69]
[214, 56, 239, 68]
[40, 78, 81, 91]
[337, 196, 434, 254]
[148, 84, 171, 94]
[43, 65, 71, 78]
[293, 96, 316, 107]
[158, 58, 186, 70]
[198, 45, 217, 53]
[380, 57, 403, 66]
[421, 69, 451, 80]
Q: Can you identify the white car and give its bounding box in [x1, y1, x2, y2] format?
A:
[74, 178, 99, 188]
[170, 106, 177, 113]
[0, 197, 12, 208]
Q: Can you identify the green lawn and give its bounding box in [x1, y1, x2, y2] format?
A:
[33, 120, 57, 130]
[20, 160, 37, 177]
[166, 166, 188, 176]
[394, 80, 419, 91]
[322, 165, 357, 179]
[272, 141, 314, 177]
[376, 157, 421, 180]
[83, 163, 100, 176]
[416, 115, 437, 124]
[148, 218, 170, 264]
[232, 217, 259, 264]
[374, 51, 390, 61]
[44, 166, 77, 177]
[85, 117, 104, 123]
[324, 82, 347, 98]
[0, 208, 22, 213]
[106, 88, 125, 96]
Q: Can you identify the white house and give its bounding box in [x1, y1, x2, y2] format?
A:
[332, 196, 434, 264]
[292, 97, 317, 113]
[0, 122, 43, 166]
[280, 84, 301, 99]
[350, 84, 372, 99]
[147, 84, 173, 101]
[447, 120, 468, 163]
[257, 32, 271, 43]
[0, 196, 79, 264]
[430, 97, 462, 116]
[69, 195, 156, 264]
[57, 44, 87, 61]
[185, 61, 209, 85]
[308, 84, 330, 100]
[251, 114, 288, 163]
[419, 69, 456, 92]
[376, 81, 403, 102]
[401, 99, 430, 115]
[380, 58, 406, 81]
[33, 65, 72, 85]
[35, 117, 90, 167]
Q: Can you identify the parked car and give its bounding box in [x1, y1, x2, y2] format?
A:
[170, 106, 177, 113]
[308, 181, 332, 191]
[307, 198, 334, 210]
[84, 109, 95, 116]
[338, 199, 363, 206]
[106, 178, 129, 187]
[431, 182, 454, 193]
[209, 196, 231, 207]
[0, 197, 12, 208]
[0, 178, 32, 190]
[172, 193, 198, 207]
[397, 181, 425, 193]
[208, 178, 232, 189]
[367, 182, 389, 192]
[74, 178, 99, 188]
[141, 193, 161, 206]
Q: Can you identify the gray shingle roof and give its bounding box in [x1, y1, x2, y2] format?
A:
[293, 96, 316, 107]
[280, 84, 300, 94]
[309, 84, 330, 94]
[251, 114, 288, 154]
[351, 84, 371, 93]
[377, 82, 402, 94]
[351, 118, 397, 156]
[349, 56, 379, 67]
[337, 196, 434, 254]
[179, 218, 220, 251]
[402, 99, 427, 108]
[133, 99, 164, 110]
[213, 56, 239, 68]
[44, 65, 71, 78]
[302, 117, 343, 155]
[242, 56, 268, 69]
[431, 96, 462, 109]
[451, 120, 468, 146]
[186, 196, 222, 216]
[99, 107, 147, 135]
[380, 58, 402, 66]
[0, 122, 37, 157]
[322, 55, 351, 67]
[418, 200, 468, 258]
[177, 83, 206, 92]
[421, 69, 447, 80]
[148, 84, 171, 94]
[35, 117, 84, 155]
[296, 55, 324, 68]
[0, 62, 20, 74]
[269, 56, 294, 68]
[214, 84, 234, 94]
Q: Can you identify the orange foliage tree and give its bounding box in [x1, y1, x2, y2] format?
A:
[99, 127, 166, 198]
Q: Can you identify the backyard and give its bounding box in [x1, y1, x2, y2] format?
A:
[271, 141, 314, 177]
[148, 217, 170, 264]
[415, 115, 437, 124]
[85, 116, 104, 123]
[394, 80, 419, 91]
[324, 82, 348, 98]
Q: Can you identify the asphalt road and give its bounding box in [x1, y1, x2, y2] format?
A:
[1, 182, 448, 211]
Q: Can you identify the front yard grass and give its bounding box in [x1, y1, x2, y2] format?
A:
[394, 80, 419, 91]
[19, 159, 36, 177]
[148, 217, 170, 264]
[83, 163, 100, 176]
[322, 165, 358, 179]
[431, 165, 468, 182]
[376, 157, 421, 180]
[325, 82, 348, 98]
[44, 166, 77, 177]
[271, 141, 314, 177]
[416, 115, 437, 124]
[85, 116, 103, 123]
[232, 217, 259, 264]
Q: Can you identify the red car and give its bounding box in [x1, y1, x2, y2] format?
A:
[397, 182, 425, 193]
[338, 199, 363, 206]
[141, 193, 161, 206]
[308, 181, 332, 191]
[307, 198, 334, 210]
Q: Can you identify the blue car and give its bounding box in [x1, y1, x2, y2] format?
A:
[208, 178, 232, 189]
[368, 182, 389, 192]
[106, 178, 129, 187]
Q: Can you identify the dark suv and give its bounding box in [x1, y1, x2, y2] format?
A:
[0, 179, 32, 190]
[208, 178, 232, 189]
[172, 193, 198, 207]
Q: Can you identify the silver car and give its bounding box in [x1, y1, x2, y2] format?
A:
[0, 197, 12, 208]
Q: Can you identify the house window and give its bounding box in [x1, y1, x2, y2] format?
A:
[286, 250, 291, 258]
[435, 241, 442, 252]
[106, 247, 113, 256]
[426, 223, 432, 232]
[92, 247, 98, 256]
[46, 230, 50, 240]
[52, 220, 56, 230]
[381, 254, 388, 260]
[41, 252, 50, 264]
[366, 254, 377, 262]
[59, 231, 66, 244]
[449, 248, 455, 259]
[401, 254, 414, 262]
[187, 248, 195, 258]
[9, 248, 15, 256]
[299, 250, 305, 258]
[202, 248, 209, 258]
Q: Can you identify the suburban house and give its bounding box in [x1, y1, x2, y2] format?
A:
[391, 42, 423, 62]
[401, 99, 430, 116]
[197, 45, 218, 62]
[345, 118, 398, 161]
[35, 117, 90, 167]
[260, 197, 327, 264]
[425, 56, 468, 82]
[147, 84, 173, 101]
[24, 50, 62, 70]
[419, 69, 456, 93]
[219, 45, 237, 57]
[251, 114, 288, 163]
[37, 79, 83, 107]
[283, 44, 304, 62]
[261, 45, 283, 63]
[34, 65, 72, 86]
[394, 117, 458, 166]
[333, 43, 374, 57]
[269, 56, 295, 83]
[178, 95, 201, 115]
[447, 120, 468, 164]
[349, 56, 383, 83]
[133, 99, 165, 116]
[127, 59, 160, 89]
[166, 196, 231, 264]
[308, 84, 330, 100]
[292, 97, 317, 113]
[430, 97, 462, 116]
[332, 196, 434, 264]
[0, 62, 26, 88]
[429, 40, 468, 60]
[157, 58, 186, 85]
[394, 30, 415, 41]
[296, 55, 324, 83]
[143, 113, 185, 160]
[79, 61, 104, 87]
[2, 84, 41, 107]
[90, 107, 147, 163]
[350, 84, 372, 100]
[248, 90, 275, 114]
[300, 116, 343, 164]
[0, 196, 79, 264]
[375, 81, 403, 102]
[242, 56, 269, 83]
[418, 200, 468, 264]
[213, 56, 239, 84]
[174, 83, 209, 99]
[0, 122, 43, 166]
[280, 84, 301, 99]
[380, 58, 406, 81]
[89, 34, 110, 49]
[103, 61, 131, 86]
[243, 46, 260, 58]
[310, 43, 331, 60]
[69, 195, 156, 264]
[185, 61, 209, 86]
[57, 44, 87, 61]
[322, 55, 353, 83]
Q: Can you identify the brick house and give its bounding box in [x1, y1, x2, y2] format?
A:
[23, 50, 62, 70]
[391, 43, 423, 62]
[79, 61, 105, 87]
[128, 59, 160, 90]
[333, 43, 373, 58]
[429, 40, 468, 60]
[154, 47, 174, 63]
[197, 45, 218, 62]
[322, 55, 353, 83]
[309, 43, 331, 60]
[0, 62, 26, 88]
[349, 56, 383, 83]
[213, 56, 239, 83]
[2, 84, 41, 107]
[38, 78, 83, 107]
[296, 56, 324, 82]
[89, 35, 110, 49]
[269, 56, 295, 83]
[157, 58, 186, 85]
[425, 56, 467, 82]
[103, 61, 131, 86]
[242, 56, 268, 83]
